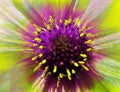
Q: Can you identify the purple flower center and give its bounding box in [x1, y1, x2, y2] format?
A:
[31, 16, 93, 80]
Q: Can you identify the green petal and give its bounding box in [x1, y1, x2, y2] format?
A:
[96, 58, 120, 91]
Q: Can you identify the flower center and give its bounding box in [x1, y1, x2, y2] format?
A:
[31, 16, 93, 80]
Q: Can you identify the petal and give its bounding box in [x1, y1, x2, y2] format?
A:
[96, 57, 120, 91]
[80, 0, 113, 25]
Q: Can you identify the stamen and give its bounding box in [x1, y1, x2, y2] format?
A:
[66, 69, 72, 80]
[32, 44, 37, 46]
[34, 37, 42, 42]
[86, 48, 92, 52]
[74, 18, 81, 26]
[49, 15, 54, 24]
[38, 53, 43, 57]
[39, 45, 44, 49]
[79, 32, 85, 37]
[72, 69, 76, 74]
[80, 54, 87, 58]
[81, 65, 89, 71]
[85, 39, 92, 44]
[53, 66, 57, 73]
[78, 61, 85, 64]
[73, 62, 79, 67]
[64, 19, 72, 26]
[32, 56, 37, 61]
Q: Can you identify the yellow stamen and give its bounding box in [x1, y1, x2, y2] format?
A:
[34, 38, 42, 42]
[38, 54, 43, 57]
[39, 45, 44, 49]
[32, 56, 37, 61]
[41, 59, 47, 64]
[74, 18, 80, 26]
[66, 69, 72, 80]
[41, 66, 49, 78]
[80, 54, 87, 58]
[36, 28, 41, 32]
[49, 15, 54, 24]
[64, 19, 72, 26]
[32, 44, 37, 46]
[33, 24, 41, 32]
[33, 31, 38, 35]
[72, 69, 76, 74]
[59, 73, 63, 78]
[83, 58, 87, 61]
[78, 61, 85, 64]
[85, 39, 92, 44]
[86, 48, 92, 52]
[82, 65, 89, 71]
[86, 33, 93, 37]
[79, 33, 85, 37]
[73, 62, 79, 67]
[53, 66, 57, 73]
[46, 25, 51, 30]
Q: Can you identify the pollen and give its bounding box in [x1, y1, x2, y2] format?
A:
[74, 18, 81, 26]
[32, 56, 37, 61]
[53, 66, 57, 73]
[86, 48, 92, 52]
[49, 15, 54, 24]
[38, 53, 43, 57]
[39, 45, 44, 49]
[34, 37, 42, 42]
[41, 59, 47, 64]
[64, 19, 72, 26]
[80, 54, 87, 58]
[81, 65, 89, 71]
[79, 32, 85, 37]
[46, 25, 51, 30]
[85, 39, 92, 44]
[73, 62, 79, 67]
[78, 61, 85, 64]
[71, 69, 76, 74]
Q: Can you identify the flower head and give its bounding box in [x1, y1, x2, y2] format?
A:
[0, 0, 120, 92]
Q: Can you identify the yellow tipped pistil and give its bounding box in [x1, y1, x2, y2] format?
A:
[32, 56, 37, 61]
[78, 61, 85, 64]
[59, 73, 63, 78]
[41, 59, 47, 64]
[66, 69, 72, 80]
[34, 37, 42, 42]
[73, 62, 79, 67]
[33, 24, 41, 32]
[79, 32, 85, 37]
[46, 25, 51, 30]
[80, 54, 87, 58]
[49, 15, 54, 24]
[82, 65, 89, 71]
[33, 31, 38, 35]
[86, 48, 92, 52]
[32, 44, 37, 46]
[72, 69, 76, 74]
[53, 66, 57, 73]
[64, 19, 72, 26]
[39, 45, 44, 49]
[39, 54, 43, 57]
[85, 39, 92, 44]
[74, 19, 81, 26]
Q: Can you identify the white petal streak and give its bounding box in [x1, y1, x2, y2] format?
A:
[80, 0, 113, 25]
[93, 32, 120, 44]
[93, 32, 120, 49]
[73, 0, 79, 11]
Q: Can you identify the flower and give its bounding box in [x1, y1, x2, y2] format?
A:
[0, 0, 120, 92]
